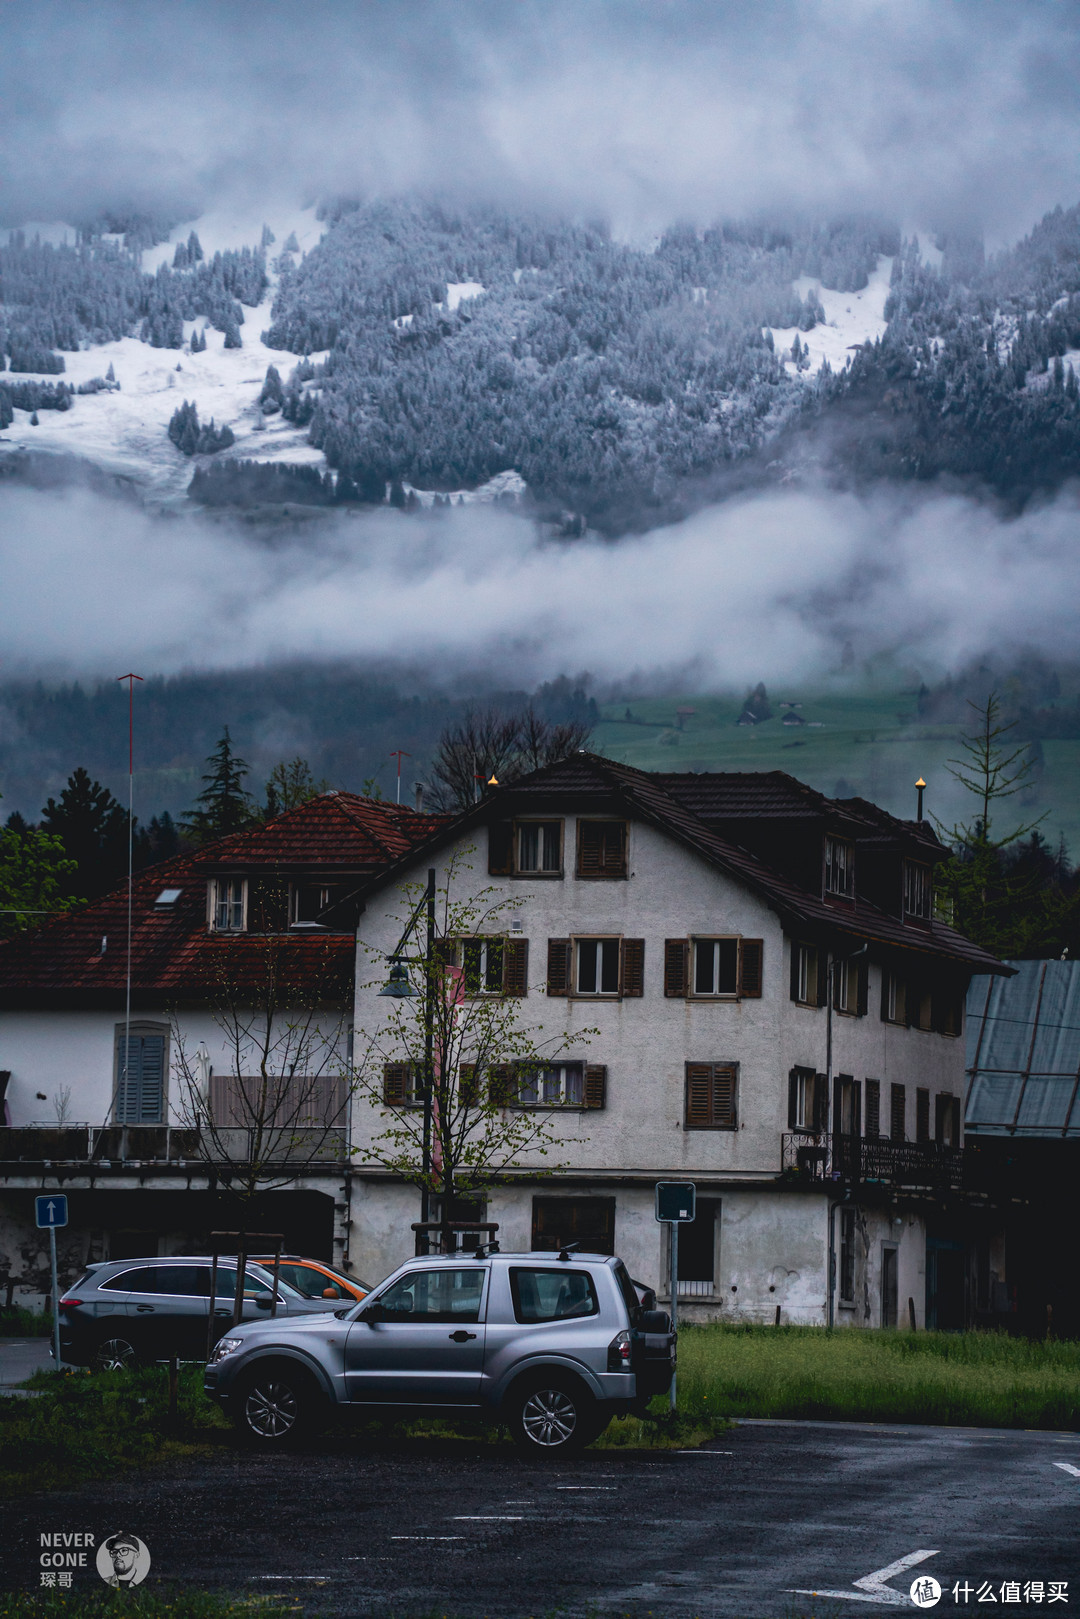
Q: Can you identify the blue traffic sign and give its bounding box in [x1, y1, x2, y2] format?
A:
[35, 1194, 68, 1229]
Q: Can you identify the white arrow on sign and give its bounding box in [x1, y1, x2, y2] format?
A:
[46, 1201, 58, 1220]
[789, 1548, 940, 1606]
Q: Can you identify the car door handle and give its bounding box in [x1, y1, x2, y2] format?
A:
[136, 1304, 155, 1313]
[449, 1330, 477, 1342]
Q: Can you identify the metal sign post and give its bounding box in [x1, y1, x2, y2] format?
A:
[655, 1182, 695, 1414]
[35, 1194, 68, 1371]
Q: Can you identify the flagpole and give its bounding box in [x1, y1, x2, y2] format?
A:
[117, 675, 143, 1134]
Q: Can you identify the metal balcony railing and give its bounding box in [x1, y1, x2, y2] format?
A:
[0, 1124, 348, 1166]
[781, 1132, 964, 1192]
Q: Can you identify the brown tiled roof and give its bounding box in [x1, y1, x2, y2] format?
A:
[349, 754, 1007, 975]
[0, 793, 446, 1007]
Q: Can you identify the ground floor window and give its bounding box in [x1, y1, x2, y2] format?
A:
[839, 1206, 856, 1304]
[531, 1196, 615, 1256]
[674, 1198, 720, 1298]
[881, 1243, 899, 1328]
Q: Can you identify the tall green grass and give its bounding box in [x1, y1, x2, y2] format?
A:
[675, 1324, 1080, 1430]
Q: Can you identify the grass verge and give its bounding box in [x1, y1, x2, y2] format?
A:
[0, 1595, 292, 1618]
[0, 1308, 52, 1337]
[676, 1323, 1080, 1429]
[0, 1366, 230, 1498]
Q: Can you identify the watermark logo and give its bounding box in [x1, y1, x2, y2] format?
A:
[95, 1533, 151, 1588]
[911, 1576, 943, 1608]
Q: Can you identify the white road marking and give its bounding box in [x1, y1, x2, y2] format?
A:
[556, 1485, 617, 1491]
[389, 1536, 465, 1541]
[451, 1515, 524, 1521]
[676, 1449, 734, 1455]
[790, 1548, 940, 1607]
[1054, 1462, 1080, 1478]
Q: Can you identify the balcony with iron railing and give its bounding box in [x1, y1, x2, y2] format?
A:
[781, 1131, 964, 1193]
[0, 1124, 348, 1168]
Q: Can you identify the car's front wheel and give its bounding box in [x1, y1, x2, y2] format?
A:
[233, 1363, 324, 1448]
[506, 1374, 605, 1455]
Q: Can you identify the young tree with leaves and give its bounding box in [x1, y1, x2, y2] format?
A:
[0, 819, 77, 937]
[264, 757, 330, 818]
[352, 851, 593, 1249]
[183, 728, 255, 845]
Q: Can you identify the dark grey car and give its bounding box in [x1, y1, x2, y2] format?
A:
[204, 1250, 675, 1454]
[58, 1256, 338, 1370]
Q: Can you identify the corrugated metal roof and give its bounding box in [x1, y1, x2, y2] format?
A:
[965, 960, 1080, 1136]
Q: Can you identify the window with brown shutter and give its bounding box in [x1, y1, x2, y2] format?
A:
[583, 1064, 607, 1109]
[664, 939, 688, 997]
[546, 938, 571, 995]
[865, 1078, 881, 1138]
[503, 936, 528, 996]
[684, 1062, 738, 1129]
[620, 939, 645, 997]
[458, 1064, 480, 1107]
[576, 819, 628, 878]
[503, 1062, 595, 1108]
[791, 942, 823, 1006]
[890, 1082, 906, 1141]
[488, 821, 514, 875]
[739, 938, 764, 998]
[916, 1086, 930, 1142]
[383, 1062, 417, 1107]
[488, 1063, 514, 1105]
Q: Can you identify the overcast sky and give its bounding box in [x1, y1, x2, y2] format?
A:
[4, 0, 1080, 241]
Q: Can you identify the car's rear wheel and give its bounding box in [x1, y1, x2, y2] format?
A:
[233, 1363, 323, 1448]
[506, 1374, 603, 1455]
[91, 1334, 141, 1372]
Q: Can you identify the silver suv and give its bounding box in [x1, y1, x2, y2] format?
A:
[204, 1250, 675, 1454]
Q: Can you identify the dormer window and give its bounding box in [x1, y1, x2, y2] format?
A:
[903, 860, 932, 922]
[210, 878, 246, 931]
[824, 836, 855, 899]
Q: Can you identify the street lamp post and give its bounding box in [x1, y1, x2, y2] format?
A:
[377, 867, 438, 1253]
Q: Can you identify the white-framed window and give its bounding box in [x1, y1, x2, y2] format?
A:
[824, 836, 855, 898]
[517, 821, 562, 874]
[457, 936, 506, 994]
[788, 1066, 822, 1133]
[292, 883, 333, 925]
[792, 942, 821, 1006]
[691, 937, 739, 996]
[903, 860, 932, 920]
[574, 937, 621, 995]
[833, 955, 865, 1016]
[514, 1063, 585, 1108]
[210, 877, 246, 932]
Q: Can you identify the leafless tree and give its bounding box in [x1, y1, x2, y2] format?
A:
[429, 706, 592, 812]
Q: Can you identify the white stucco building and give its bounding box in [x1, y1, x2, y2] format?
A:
[0, 757, 1006, 1329]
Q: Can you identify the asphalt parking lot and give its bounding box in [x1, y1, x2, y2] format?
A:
[4, 1415, 1078, 1614]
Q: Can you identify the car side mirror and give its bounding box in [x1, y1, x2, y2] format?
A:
[639, 1288, 657, 1313]
[322, 1286, 340, 1299]
[363, 1300, 386, 1324]
[254, 1296, 273, 1310]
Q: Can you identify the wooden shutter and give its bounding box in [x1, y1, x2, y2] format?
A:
[664, 939, 688, 997]
[856, 957, 869, 1017]
[577, 820, 627, 878]
[739, 938, 763, 998]
[789, 941, 802, 1003]
[503, 937, 528, 997]
[685, 1064, 713, 1127]
[489, 1063, 514, 1105]
[458, 1063, 480, 1107]
[432, 938, 454, 971]
[813, 1073, 829, 1133]
[890, 1082, 906, 1141]
[583, 1065, 607, 1109]
[546, 938, 571, 996]
[951, 1095, 961, 1145]
[621, 939, 645, 997]
[711, 1064, 737, 1127]
[383, 1062, 410, 1106]
[865, 1078, 881, 1138]
[916, 1086, 930, 1142]
[787, 1068, 799, 1129]
[816, 950, 828, 1008]
[488, 820, 514, 875]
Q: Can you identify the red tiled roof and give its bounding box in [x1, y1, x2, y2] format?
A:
[0, 793, 446, 1006]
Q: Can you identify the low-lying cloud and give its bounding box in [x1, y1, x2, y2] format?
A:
[4, 1, 1080, 241]
[3, 481, 1079, 691]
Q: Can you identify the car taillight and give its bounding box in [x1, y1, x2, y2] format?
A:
[607, 1329, 633, 1372]
[57, 1297, 82, 1312]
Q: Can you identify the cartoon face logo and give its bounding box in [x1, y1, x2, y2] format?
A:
[96, 1533, 151, 1587]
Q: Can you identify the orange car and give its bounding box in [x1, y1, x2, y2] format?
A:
[249, 1255, 370, 1303]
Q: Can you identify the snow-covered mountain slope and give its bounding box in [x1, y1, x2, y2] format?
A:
[766, 255, 892, 375]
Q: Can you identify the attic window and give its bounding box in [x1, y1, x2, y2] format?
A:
[155, 888, 183, 908]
